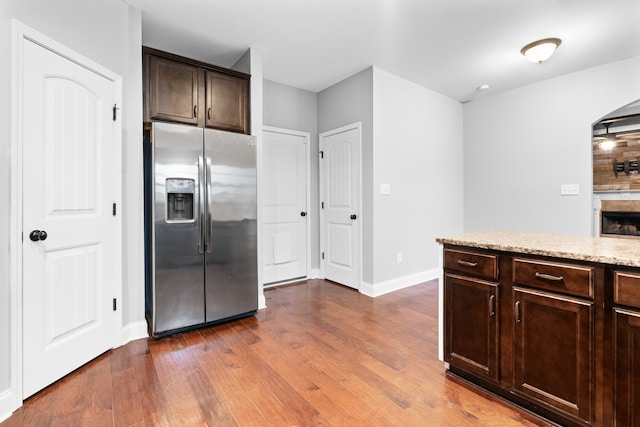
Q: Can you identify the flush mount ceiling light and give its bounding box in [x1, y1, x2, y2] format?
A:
[520, 38, 562, 63]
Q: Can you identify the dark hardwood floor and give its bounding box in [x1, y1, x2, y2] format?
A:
[2, 279, 552, 426]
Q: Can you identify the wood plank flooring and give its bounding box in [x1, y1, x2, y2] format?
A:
[2, 279, 553, 426]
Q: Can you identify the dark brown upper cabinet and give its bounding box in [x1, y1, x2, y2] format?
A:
[143, 47, 250, 134]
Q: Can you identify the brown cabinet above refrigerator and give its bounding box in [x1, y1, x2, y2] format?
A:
[143, 46, 250, 134]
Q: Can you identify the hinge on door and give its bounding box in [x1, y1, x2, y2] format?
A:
[322, 252, 325, 260]
[113, 203, 116, 216]
[320, 151, 324, 159]
[321, 202, 324, 209]
[112, 104, 119, 121]
[113, 298, 117, 311]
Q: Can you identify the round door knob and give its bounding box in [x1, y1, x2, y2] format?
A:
[39, 230, 48, 241]
[29, 230, 41, 241]
[300, 211, 307, 217]
[350, 214, 357, 220]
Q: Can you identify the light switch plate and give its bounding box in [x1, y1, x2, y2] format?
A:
[560, 184, 580, 196]
[380, 183, 391, 195]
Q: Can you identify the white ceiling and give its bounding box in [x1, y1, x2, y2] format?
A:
[125, 0, 640, 102]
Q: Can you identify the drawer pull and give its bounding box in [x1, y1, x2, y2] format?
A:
[514, 301, 521, 323]
[535, 272, 564, 282]
[489, 295, 495, 316]
[457, 260, 478, 267]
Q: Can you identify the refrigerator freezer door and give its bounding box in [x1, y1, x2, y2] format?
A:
[204, 129, 258, 321]
[152, 122, 205, 334]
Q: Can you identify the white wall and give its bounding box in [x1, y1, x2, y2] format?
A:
[263, 80, 319, 271]
[463, 56, 640, 235]
[372, 68, 463, 289]
[232, 48, 266, 307]
[317, 68, 375, 283]
[1, 0, 144, 419]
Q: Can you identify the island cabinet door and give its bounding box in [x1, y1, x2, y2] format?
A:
[512, 287, 594, 425]
[613, 308, 640, 427]
[445, 274, 499, 382]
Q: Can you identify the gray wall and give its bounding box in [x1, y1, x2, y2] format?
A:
[317, 68, 375, 283]
[373, 68, 463, 285]
[463, 56, 640, 235]
[1, 0, 143, 413]
[316, 67, 464, 291]
[262, 80, 319, 270]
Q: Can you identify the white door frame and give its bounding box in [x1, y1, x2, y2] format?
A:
[7, 20, 122, 414]
[319, 122, 362, 290]
[262, 126, 312, 284]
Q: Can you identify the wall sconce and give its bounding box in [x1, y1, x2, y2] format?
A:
[521, 38, 562, 63]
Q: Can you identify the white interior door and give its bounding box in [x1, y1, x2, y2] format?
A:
[262, 127, 309, 284]
[21, 37, 120, 398]
[320, 123, 361, 289]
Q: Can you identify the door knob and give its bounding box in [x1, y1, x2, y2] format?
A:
[350, 214, 357, 220]
[300, 211, 307, 217]
[29, 230, 47, 241]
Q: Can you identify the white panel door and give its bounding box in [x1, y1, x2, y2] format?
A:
[21, 39, 118, 398]
[320, 123, 361, 289]
[262, 128, 309, 284]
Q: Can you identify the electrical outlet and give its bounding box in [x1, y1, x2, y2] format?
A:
[560, 184, 579, 196]
[396, 253, 402, 264]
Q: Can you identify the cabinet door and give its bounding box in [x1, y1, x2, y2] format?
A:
[445, 274, 499, 382]
[613, 308, 640, 427]
[513, 288, 593, 424]
[146, 54, 201, 125]
[205, 71, 248, 134]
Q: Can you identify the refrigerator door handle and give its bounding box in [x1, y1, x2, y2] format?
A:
[205, 156, 213, 253]
[198, 155, 206, 253]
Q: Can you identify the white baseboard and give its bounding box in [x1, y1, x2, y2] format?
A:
[0, 389, 19, 423]
[121, 321, 148, 346]
[309, 268, 321, 279]
[359, 268, 439, 297]
[258, 293, 267, 310]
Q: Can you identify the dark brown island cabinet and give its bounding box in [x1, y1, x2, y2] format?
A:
[439, 231, 640, 427]
[143, 46, 250, 134]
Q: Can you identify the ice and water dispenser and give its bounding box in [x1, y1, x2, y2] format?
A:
[166, 178, 195, 221]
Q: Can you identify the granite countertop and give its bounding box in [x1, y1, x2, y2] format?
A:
[436, 230, 640, 267]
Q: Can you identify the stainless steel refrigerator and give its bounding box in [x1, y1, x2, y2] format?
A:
[144, 122, 257, 337]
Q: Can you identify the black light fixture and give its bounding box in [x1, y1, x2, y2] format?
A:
[599, 123, 617, 151]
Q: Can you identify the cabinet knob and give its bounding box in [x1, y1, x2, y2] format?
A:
[350, 214, 357, 220]
[300, 211, 307, 217]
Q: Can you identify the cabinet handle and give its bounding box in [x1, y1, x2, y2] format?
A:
[489, 294, 495, 316]
[194, 105, 197, 117]
[208, 107, 212, 120]
[457, 260, 478, 267]
[535, 272, 564, 282]
[514, 301, 521, 323]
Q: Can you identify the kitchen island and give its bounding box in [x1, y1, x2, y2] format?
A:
[436, 231, 640, 427]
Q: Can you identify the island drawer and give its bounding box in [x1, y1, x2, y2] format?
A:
[513, 258, 593, 298]
[444, 248, 497, 280]
[614, 271, 640, 309]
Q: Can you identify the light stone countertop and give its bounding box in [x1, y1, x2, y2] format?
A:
[436, 230, 640, 267]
